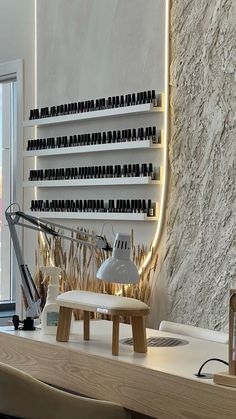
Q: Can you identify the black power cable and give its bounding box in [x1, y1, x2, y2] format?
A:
[195, 358, 229, 378]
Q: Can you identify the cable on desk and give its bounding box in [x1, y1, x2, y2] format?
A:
[195, 358, 229, 378]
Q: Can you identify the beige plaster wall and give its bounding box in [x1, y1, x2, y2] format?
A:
[151, 0, 236, 331]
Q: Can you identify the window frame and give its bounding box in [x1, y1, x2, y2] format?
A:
[0, 60, 23, 314]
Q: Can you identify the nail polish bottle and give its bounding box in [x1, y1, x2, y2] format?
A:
[117, 130, 121, 142]
[107, 97, 112, 109]
[115, 96, 119, 107]
[148, 200, 154, 217]
[112, 131, 116, 143]
[128, 164, 132, 177]
[131, 93, 136, 105]
[102, 166, 106, 178]
[135, 164, 140, 177]
[148, 163, 153, 179]
[95, 99, 99, 110]
[127, 129, 132, 141]
[90, 100, 94, 111]
[97, 132, 102, 144]
[107, 131, 112, 143]
[102, 98, 106, 109]
[147, 91, 152, 103]
[127, 94, 131, 106]
[152, 127, 158, 144]
[121, 130, 126, 142]
[131, 200, 135, 213]
[132, 129, 136, 141]
[120, 96, 124, 107]
[102, 132, 106, 144]
[127, 200, 131, 213]
[143, 91, 147, 103]
[122, 164, 127, 177]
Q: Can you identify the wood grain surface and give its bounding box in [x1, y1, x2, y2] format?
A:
[0, 331, 235, 419]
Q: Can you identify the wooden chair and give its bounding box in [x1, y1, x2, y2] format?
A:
[0, 362, 130, 419]
[159, 320, 228, 343]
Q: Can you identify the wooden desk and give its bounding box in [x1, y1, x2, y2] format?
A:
[0, 321, 235, 419]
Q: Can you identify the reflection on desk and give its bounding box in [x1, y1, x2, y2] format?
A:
[0, 320, 235, 419]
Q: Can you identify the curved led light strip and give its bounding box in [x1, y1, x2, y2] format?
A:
[139, 0, 170, 274]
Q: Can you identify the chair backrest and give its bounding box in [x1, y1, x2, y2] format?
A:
[159, 320, 228, 344]
[0, 362, 130, 419]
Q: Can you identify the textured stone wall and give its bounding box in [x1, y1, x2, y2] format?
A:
[151, 0, 236, 331]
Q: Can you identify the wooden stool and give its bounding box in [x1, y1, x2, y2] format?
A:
[56, 290, 149, 356]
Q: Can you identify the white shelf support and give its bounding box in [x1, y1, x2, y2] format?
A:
[23, 176, 162, 188]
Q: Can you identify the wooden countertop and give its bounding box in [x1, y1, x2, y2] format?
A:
[0, 320, 235, 418]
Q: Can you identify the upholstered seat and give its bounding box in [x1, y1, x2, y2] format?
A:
[0, 362, 130, 419]
[56, 290, 149, 355]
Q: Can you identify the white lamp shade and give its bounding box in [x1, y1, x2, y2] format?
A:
[96, 233, 139, 284]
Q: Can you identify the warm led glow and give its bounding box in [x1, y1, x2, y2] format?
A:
[33, 0, 53, 267]
[139, 0, 169, 274]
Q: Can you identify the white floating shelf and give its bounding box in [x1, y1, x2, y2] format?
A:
[23, 100, 164, 128]
[23, 176, 161, 188]
[23, 138, 164, 158]
[26, 211, 158, 221]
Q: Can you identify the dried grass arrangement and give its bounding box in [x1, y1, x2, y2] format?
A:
[34, 228, 158, 321]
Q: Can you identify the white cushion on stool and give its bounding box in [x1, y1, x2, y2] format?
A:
[57, 290, 149, 314]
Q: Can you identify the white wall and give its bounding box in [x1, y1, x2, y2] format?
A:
[0, 0, 35, 114]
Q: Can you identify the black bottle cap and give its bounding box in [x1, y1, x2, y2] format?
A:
[115, 96, 119, 107]
[131, 93, 136, 105]
[108, 97, 112, 107]
[120, 96, 124, 106]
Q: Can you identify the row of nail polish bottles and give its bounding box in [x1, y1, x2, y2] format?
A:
[26, 126, 161, 151]
[28, 163, 160, 182]
[31, 199, 157, 217]
[29, 89, 161, 120]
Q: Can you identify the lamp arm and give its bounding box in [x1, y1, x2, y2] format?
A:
[5, 204, 112, 318]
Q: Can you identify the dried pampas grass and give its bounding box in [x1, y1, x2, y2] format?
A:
[34, 228, 158, 321]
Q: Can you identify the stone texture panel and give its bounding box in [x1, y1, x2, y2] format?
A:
[153, 0, 236, 331]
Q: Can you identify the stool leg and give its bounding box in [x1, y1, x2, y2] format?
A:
[112, 315, 120, 356]
[56, 306, 72, 342]
[131, 316, 147, 353]
[83, 311, 90, 341]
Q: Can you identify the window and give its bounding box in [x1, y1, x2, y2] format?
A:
[0, 60, 23, 311]
[0, 80, 16, 303]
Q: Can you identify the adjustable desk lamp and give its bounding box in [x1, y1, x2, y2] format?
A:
[5, 203, 139, 329]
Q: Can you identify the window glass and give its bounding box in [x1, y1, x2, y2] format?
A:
[0, 81, 15, 302]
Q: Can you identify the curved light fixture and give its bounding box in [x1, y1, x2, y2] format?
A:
[139, 0, 170, 274]
[96, 233, 139, 284]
